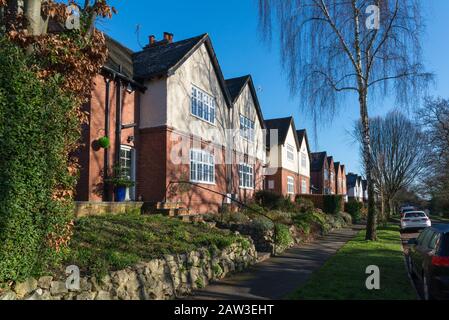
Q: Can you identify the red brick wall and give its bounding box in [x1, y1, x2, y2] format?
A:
[75, 75, 137, 202]
[137, 127, 264, 214]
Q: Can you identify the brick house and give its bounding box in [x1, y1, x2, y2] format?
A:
[347, 173, 363, 202]
[264, 117, 308, 198]
[333, 162, 345, 195]
[75, 36, 145, 203]
[310, 152, 330, 194]
[296, 129, 311, 195]
[326, 156, 336, 194]
[132, 33, 266, 213]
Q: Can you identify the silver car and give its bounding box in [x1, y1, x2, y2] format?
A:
[401, 211, 431, 231]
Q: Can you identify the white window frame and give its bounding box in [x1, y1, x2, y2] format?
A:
[190, 149, 215, 184]
[239, 163, 254, 189]
[287, 176, 295, 195]
[301, 179, 307, 194]
[301, 151, 307, 169]
[240, 114, 255, 142]
[191, 86, 216, 125]
[268, 180, 275, 190]
[286, 144, 295, 162]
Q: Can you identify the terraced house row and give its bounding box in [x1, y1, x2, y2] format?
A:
[75, 32, 357, 215]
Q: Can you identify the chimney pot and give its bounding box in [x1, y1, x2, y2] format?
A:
[163, 32, 174, 43]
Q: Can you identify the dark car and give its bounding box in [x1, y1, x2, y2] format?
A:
[408, 224, 449, 300]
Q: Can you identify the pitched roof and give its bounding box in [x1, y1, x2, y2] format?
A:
[296, 129, 311, 155]
[311, 152, 327, 172]
[264, 117, 299, 148]
[334, 161, 341, 174]
[133, 33, 232, 107]
[105, 34, 134, 79]
[226, 76, 249, 102]
[133, 34, 205, 79]
[346, 173, 358, 188]
[327, 156, 334, 168]
[225, 75, 265, 129]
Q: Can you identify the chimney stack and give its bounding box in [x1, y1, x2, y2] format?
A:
[149, 35, 156, 45]
[163, 32, 174, 43]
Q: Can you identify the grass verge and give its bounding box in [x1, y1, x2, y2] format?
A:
[62, 214, 249, 278]
[288, 224, 416, 300]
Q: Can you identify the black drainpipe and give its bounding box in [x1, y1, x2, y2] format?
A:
[115, 66, 123, 188]
[103, 77, 111, 201]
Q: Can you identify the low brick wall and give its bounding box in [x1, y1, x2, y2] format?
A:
[0, 241, 257, 300]
[74, 201, 144, 218]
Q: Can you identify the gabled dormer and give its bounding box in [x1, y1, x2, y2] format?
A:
[226, 75, 265, 161]
[264, 117, 300, 174]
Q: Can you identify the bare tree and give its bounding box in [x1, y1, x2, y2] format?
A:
[417, 98, 449, 215]
[258, 0, 431, 239]
[355, 111, 426, 220]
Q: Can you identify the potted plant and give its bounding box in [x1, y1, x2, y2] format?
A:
[106, 165, 135, 202]
[98, 136, 110, 149]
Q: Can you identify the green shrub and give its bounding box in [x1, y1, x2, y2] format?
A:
[250, 216, 274, 233]
[241, 202, 266, 219]
[323, 195, 343, 214]
[345, 200, 363, 223]
[295, 196, 315, 213]
[0, 38, 78, 282]
[274, 223, 293, 248]
[277, 196, 298, 213]
[255, 190, 282, 209]
[98, 136, 110, 149]
[267, 210, 293, 225]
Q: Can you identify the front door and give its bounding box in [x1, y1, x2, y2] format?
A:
[120, 145, 136, 201]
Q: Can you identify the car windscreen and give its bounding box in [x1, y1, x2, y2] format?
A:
[404, 212, 426, 218]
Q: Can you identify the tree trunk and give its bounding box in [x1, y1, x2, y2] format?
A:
[24, 0, 42, 36]
[359, 90, 378, 240]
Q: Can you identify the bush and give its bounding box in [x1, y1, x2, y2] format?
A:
[0, 38, 78, 282]
[255, 190, 282, 209]
[241, 202, 266, 219]
[266, 211, 293, 225]
[277, 196, 298, 213]
[345, 200, 363, 223]
[323, 195, 343, 214]
[250, 216, 274, 233]
[295, 196, 315, 213]
[274, 224, 293, 248]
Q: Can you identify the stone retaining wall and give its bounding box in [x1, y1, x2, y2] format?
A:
[0, 241, 257, 300]
[74, 201, 144, 217]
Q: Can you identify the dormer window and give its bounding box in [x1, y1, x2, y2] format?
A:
[191, 86, 215, 124]
[240, 115, 255, 141]
[286, 144, 295, 162]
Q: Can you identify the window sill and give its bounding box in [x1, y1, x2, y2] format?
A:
[191, 113, 216, 126]
[190, 180, 216, 186]
[239, 186, 254, 190]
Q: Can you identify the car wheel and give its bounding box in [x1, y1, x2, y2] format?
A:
[423, 274, 432, 300]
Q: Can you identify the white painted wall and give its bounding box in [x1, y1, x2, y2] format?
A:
[167, 43, 229, 147]
[298, 138, 310, 177]
[280, 126, 299, 174]
[232, 84, 265, 162]
[140, 77, 168, 129]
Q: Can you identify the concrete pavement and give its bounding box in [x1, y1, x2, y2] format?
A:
[185, 225, 364, 300]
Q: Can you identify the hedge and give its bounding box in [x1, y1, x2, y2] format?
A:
[323, 195, 343, 214]
[0, 37, 78, 282]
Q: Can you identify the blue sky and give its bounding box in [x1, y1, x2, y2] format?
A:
[100, 0, 449, 174]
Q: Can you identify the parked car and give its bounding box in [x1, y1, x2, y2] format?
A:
[401, 211, 431, 232]
[408, 225, 449, 300]
[400, 206, 417, 218]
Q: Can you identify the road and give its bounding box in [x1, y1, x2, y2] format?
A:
[400, 218, 448, 299]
